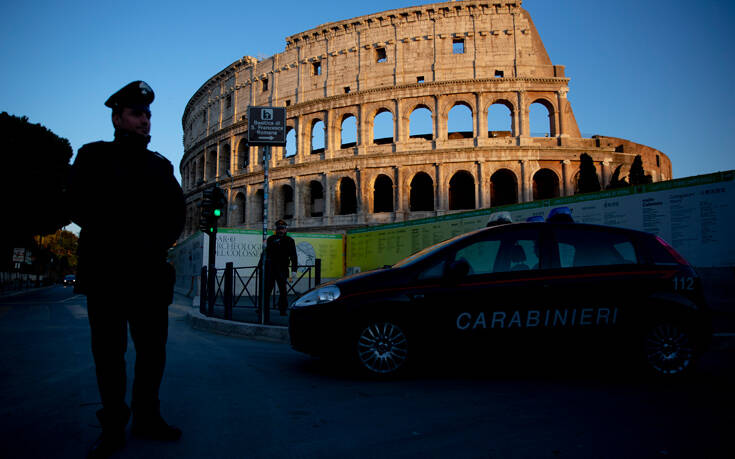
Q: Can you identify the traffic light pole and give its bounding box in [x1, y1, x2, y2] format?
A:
[207, 229, 216, 315]
[260, 145, 270, 325]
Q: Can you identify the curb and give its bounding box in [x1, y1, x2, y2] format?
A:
[173, 303, 289, 344]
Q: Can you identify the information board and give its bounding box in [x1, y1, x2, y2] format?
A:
[346, 171, 735, 271]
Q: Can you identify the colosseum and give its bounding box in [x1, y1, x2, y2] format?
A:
[179, 0, 671, 236]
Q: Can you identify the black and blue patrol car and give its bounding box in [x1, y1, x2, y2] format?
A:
[289, 214, 711, 378]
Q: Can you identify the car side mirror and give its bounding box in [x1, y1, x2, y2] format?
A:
[445, 259, 470, 282]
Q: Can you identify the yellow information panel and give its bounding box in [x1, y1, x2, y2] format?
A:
[347, 171, 735, 272]
[347, 214, 489, 272]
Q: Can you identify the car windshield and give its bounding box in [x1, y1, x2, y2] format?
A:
[392, 228, 486, 268]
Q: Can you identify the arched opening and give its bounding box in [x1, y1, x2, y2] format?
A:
[337, 177, 357, 215]
[373, 109, 394, 145]
[311, 119, 325, 154]
[529, 100, 554, 137]
[490, 169, 518, 207]
[449, 171, 475, 210]
[196, 155, 204, 183]
[234, 192, 246, 225]
[410, 172, 434, 212]
[281, 185, 294, 219]
[189, 161, 197, 188]
[487, 101, 513, 137]
[206, 149, 216, 180]
[409, 106, 433, 140]
[237, 138, 249, 169]
[340, 115, 357, 148]
[285, 128, 297, 157]
[533, 169, 560, 200]
[219, 144, 231, 176]
[309, 181, 324, 217]
[373, 174, 393, 213]
[447, 103, 473, 140]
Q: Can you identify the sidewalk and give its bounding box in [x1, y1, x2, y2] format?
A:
[172, 293, 289, 344]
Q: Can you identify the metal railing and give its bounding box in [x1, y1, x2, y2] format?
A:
[199, 259, 321, 325]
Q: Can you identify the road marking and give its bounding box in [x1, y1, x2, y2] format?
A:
[65, 304, 88, 319]
[713, 333, 735, 337]
[60, 294, 83, 303]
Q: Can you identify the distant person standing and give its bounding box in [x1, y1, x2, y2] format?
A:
[68, 81, 185, 459]
[263, 219, 298, 315]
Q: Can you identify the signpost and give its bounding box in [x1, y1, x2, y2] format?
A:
[248, 106, 287, 324]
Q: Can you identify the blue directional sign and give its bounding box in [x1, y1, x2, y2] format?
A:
[247, 106, 287, 146]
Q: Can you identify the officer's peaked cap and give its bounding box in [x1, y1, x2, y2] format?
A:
[104, 81, 154, 110]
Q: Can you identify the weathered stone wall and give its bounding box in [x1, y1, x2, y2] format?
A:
[179, 0, 671, 238]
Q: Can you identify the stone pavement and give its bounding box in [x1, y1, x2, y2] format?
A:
[172, 293, 289, 344]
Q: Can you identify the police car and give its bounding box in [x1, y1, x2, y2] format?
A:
[288, 209, 711, 378]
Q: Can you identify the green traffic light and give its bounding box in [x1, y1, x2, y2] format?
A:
[214, 209, 221, 217]
[209, 227, 214, 233]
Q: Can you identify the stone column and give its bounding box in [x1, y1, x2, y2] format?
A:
[319, 111, 329, 159]
[393, 99, 403, 146]
[601, 161, 611, 189]
[556, 88, 568, 138]
[517, 90, 527, 140]
[294, 116, 306, 164]
[474, 92, 482, 146]
[357, 105, 368, 154]
[355, 167, 363, 223]
[393, 166, 403, 220]
[435, 96, 446, 141]
[434, 163, 443, 212]
[323, 173, 334, 225]
[475, 161, 483, 208]
[562, 160, 571, 197]
[519, 159, 528, 202]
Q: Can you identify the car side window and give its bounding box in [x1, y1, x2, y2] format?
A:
[454, 240, 502, 275]
[554, 227, 638, 268]
[416, 228, 541, 279]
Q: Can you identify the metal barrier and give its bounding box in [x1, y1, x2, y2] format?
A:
[199, 259, 321, 325]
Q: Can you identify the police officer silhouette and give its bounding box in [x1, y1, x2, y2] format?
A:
[68, 81, 185, 458]
[262, 219, 298, 315]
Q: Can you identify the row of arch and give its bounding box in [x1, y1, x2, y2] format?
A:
[185, 167, 563, 235]
[182, 94, 564, 192]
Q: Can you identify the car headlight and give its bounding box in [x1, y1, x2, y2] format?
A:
[292, 285, 341, 308]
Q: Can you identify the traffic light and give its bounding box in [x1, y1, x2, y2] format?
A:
[199, 186, 226, 235]
[212, 186, 226, 220]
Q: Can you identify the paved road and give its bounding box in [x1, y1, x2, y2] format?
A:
[1, 286, 733, 458]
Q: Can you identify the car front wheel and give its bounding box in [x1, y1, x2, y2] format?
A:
[355, 321, 409, 377]
[643, 321, 696, 377]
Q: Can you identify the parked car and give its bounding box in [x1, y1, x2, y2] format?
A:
[289, 218, 711, 378]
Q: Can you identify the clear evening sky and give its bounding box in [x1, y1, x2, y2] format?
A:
[2, 0, 733, 183]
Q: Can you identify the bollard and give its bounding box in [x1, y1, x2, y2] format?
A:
[200, 266, 207, 315]
[315, 258, 321, 286]
[224, 262, 233, 320]
[207, 265, 216, 317]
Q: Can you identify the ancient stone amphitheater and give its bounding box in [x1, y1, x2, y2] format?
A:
[179, 0, 670, 236]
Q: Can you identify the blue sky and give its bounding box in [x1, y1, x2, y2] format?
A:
[2, 0, 733, 182]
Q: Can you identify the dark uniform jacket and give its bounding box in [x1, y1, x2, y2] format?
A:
[264, 235, 298, 276]
[68, 133, 185, 302]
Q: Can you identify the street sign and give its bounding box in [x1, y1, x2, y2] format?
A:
[247, 106, 287, 146]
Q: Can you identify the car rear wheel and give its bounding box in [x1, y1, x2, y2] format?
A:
[643, 321, 696, 377]
[355, 321, 409, 377]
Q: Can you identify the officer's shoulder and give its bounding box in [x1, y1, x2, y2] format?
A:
[78, 140, 112, 154]
[150, 151, 174, 172]
[76, 141, 114, 164]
